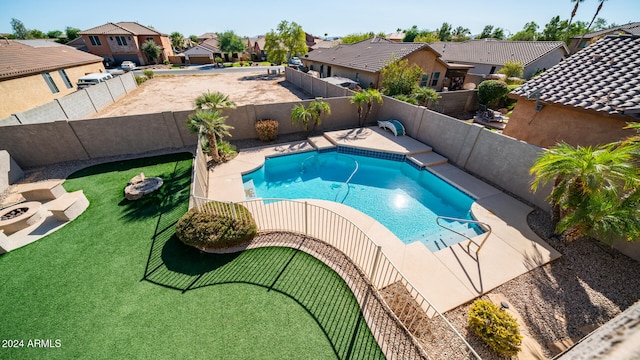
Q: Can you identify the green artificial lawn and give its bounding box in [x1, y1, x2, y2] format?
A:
[0, 153, 383, 359]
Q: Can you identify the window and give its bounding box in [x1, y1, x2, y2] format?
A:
[430, 72, 440, 87]
[146, 37, 153, 42]
[419, 74, 428, 87]
[88, 35, 101, 46]
[115, 36, 127, 46]
[489, 66, 496, 74]
[355, 73, 360, 82]
[42, 72, 59, 93]
[58, 69, 72, 89]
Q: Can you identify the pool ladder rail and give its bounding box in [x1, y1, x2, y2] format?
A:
[435, 216, 492, 256]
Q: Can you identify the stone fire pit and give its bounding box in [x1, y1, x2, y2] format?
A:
[124, 173, 163, 201]
[0, 201, 47, 235]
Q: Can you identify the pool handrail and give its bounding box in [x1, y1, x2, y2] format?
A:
[435, 216, 492, 256]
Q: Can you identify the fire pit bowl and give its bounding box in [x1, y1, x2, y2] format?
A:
[0, 201, 47, 235]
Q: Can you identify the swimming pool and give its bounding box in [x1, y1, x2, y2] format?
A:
[242, 149, 483, 252]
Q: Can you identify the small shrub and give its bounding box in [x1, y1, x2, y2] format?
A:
[478, 80, 509, 108]
[163, 59, 171, 65]
[393, 94, 419, 105]
[143, 69, 154, 79]
[135, 75, 147, 85]
[255, 119, 279, 141]
[217, 140, 237, 161]
[468, 299, 522, 357]
[175, 205, 257, 250]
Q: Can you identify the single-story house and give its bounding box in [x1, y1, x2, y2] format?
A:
[0, 39, 105, 120]
[301, 37, 468, 91]
[80, 22, 174, 66]
[568, 22, 640, 54]
[429, 39, 568, 79]
[503, 35, 640, 149]
[183, 38, 223, 64]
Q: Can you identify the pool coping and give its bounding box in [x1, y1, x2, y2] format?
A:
[207, 129, 561, 313]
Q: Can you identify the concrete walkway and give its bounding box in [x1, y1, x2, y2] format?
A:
[207, 127, 560, 313]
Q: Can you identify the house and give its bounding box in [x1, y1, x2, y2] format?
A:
[503, 35, 640, 149]
[247, 36, 266, 61]
[79, 22, 174, 66]
[568, 22, 640, 54]
[0, 39, 105, 120]
[429, 39, 568, 79]
[386, 32, 405, 43]
[301, 37, 463, 90]
[183, 38, 223, 64]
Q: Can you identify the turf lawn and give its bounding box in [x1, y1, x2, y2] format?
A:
[0, 153, 383, 359]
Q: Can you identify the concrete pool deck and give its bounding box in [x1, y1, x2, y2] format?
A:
[207, 127, 561, 313]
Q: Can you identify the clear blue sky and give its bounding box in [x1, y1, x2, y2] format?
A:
[1, 0, 638, 38]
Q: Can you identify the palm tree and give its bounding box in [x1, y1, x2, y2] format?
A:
[413, 87, 440, 109]
[194, 91, 236, 111]
[350, 89, 383, 127]
[187, 110, 234, 162]
[564, 0, 585, 43]
[291, 99, 331, 135]
[530, 141, 639, 238]
[574, 0, 608, 52]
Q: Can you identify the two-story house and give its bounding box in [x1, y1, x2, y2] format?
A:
[80, 22, 174, 66]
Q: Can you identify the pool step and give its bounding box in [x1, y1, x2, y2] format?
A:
[308, 136, 336, 151]
[421, 221, 483, 252]
[407, 152, 448, 168]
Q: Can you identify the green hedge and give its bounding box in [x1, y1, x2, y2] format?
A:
[468, 299, 522, 356]
[176, 204, 257, 250]
[478, 80, 509, 108]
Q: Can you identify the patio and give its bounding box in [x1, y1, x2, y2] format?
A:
[207, 126, 561, 313]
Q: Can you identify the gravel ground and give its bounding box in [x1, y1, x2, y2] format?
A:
[442, 209, 640, 359]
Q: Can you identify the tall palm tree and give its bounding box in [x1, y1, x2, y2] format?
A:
[530, 141, 639, 237]
[574, 0, 608, 52]
[350, 89, 383, 127]
[194, 91, 236, 111]
[564, 0, 585, 43]
[187, 110, 234, 162]
[291, 99, 331, 135]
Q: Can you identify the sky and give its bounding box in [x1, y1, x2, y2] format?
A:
[1, 0, 638, 38]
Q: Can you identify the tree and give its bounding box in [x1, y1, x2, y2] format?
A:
[530, 141, 640, 241]
[380, 58, 422, 97]
[452, 26, 471, 42]
[264, 20, 307, 64]
[497, 60, 524, 78]
[65, 27, 81, 41]
[11, 18, 28, 39]
[413, 87, 440, 108]
[510, 22, 539, 41]
[141, 40, 162, 64]
[341, 32, 377, 44]
[540, 16, 567, 41]
[189, 35, 199, 44]
[436, 22, 452, 41]
[187, 110, 234, 163]
[414, 32, 440, 43]
[47, 30, 63, 38]
[291, 98, 331, 135]
[403, 25, 420, 42]
[574, 0, 609, 52]
[28, 29, 46, 39]
[564, 0, 586, 42]
[194, 91, 236, 111]
[350, 89, 383, 127]
[218, 30, 246, 61]
[477, 25, 495, 39]
[169, 32, 187, 51]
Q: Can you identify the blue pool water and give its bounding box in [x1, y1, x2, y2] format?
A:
[242, 150, 483, 251]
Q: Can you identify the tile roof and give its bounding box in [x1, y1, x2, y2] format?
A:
[429, 39, 567, 66]
[511, 35, 640, 118]
[571, 22, 640, 40]
[0, 40, 104, 80]
[80, 22, 167, 36]
[303, 38, 432, 73]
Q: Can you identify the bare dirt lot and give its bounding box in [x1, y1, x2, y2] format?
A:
[94, 72, 313, 117]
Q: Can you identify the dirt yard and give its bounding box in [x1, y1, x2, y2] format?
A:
[94, 72, 313, 117]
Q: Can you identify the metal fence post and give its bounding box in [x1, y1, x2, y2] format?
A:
[370, 245, 382, 282]
[304, 201, 308, 236]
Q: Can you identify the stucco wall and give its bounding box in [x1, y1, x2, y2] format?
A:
[524, 48, 566, 79]
[0, 62, 105, 119]
[0, 150, 24, 193]
[437, 90, 479, 115]
[504, 99, 635, 148]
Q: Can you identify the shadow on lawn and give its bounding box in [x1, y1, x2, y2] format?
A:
[143, 229, 383, 359]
